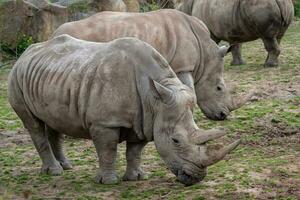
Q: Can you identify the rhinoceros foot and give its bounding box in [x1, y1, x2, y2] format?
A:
[41, 162, 64, 175]
[230, 59, 246, 66]
[264, 61, 278, 68]
[123, 168, 147, 181]
[95, 171, 119, 184]
[59, 160, 73, 170]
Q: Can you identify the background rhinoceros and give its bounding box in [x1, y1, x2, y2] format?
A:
[173, 0, 294, 67]
[8, 35, 240, 185]
[53, 9, 252, 120]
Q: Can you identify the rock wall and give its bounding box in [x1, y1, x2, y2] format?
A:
[0, 0, 67, 48]
[0, 0, 140, 48]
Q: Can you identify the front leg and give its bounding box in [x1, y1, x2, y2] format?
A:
[262, 37, 280, 67]
[230, 43, 246, 66]
[123, 141, 147, 181]
[90, 125, 120, 184]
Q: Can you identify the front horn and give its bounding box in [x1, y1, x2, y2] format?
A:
[201, 139, 241, 166]
[230, 90, 257, 111]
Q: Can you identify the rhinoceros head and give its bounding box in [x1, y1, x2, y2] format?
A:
[194, 46, 252, 120]
[151, 79, 240, 185]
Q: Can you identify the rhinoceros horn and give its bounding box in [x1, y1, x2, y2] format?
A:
[200, 139, 241, 166]
[191, 129, 241, 166]
[218, 45, 234, 57]
[152, 80, 175, 104]
[230, 90, 256, 111]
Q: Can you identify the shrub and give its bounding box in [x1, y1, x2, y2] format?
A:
[0, 35, 33, 57]
[295, 0, 300, 17]
[140, 0, 160, 12]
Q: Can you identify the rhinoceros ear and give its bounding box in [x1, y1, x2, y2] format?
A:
[218, 45, 234, 57]
[151, 79, 175, 105]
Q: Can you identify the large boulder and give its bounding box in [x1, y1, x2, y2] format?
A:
[124, 0, 139, 12]
[0, 0, 139, 48]
[0, 0, 67, 48]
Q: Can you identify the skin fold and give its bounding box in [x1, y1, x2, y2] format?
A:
[8, 35, 240, 185]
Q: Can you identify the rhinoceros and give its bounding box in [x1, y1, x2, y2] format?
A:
[52, 9, 251, 120]
[8, 35, 240, 185]
[173, 0, 294, 67]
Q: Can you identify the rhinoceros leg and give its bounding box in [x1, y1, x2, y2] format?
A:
[230, 43, 246, 66]
[262, 37, 280, 67]
[90, 126, 120, 184]
[123, 141, 147, 181]
[25, 120, 63, 175]
[47, 125, 72, 170]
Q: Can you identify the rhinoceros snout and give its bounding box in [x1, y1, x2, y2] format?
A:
[176, 170, 207, 186]
[216, 111, 227, 120]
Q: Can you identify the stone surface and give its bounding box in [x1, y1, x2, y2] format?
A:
[0, 0, 67, 48]
[0, 0, 139, 47]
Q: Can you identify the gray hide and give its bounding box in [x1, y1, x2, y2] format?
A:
[52, 9, 250, 120]
[174, 0, 294, 67]
[8, 35, 240, 185]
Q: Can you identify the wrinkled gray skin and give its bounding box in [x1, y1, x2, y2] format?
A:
[173, 0, 294, 67]
[53, 9, 248, 120]
[8, 35, 240, 185]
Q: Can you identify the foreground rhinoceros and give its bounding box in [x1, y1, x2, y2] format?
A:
[53, 9, 251, 120]
[8, 35, 240, 185]
[173, 0, 294, 67]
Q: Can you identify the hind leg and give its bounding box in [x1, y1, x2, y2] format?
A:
[262, 37, 280, 67]
[13, 106, 63, 175]
[230, 43, 246, 66]
[47, 125, 72, 170]
[25, 120, 63, 175]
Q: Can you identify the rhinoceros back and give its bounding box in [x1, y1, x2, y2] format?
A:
[8, 35, 159, 138]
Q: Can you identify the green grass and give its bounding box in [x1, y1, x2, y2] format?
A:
[0, 64, 22, 130]
[295, 0, 300, 18]
[0, 21, 299, 200]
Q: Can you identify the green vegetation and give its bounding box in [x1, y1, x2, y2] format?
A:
[295, 0, 300, 17]
[140, 0, 161, 12]
[0, 20, 299, 200]
[0, 35, 33, 57]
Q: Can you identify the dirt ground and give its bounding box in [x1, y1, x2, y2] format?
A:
[0, 21, 299, 200]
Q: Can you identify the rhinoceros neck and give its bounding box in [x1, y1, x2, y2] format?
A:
[124, 40, 180, 142]
[189, 24, 211, 85]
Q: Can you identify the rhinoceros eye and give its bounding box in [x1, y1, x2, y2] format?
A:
[217, 86, 222, 91]
[171, 138, 180, 144]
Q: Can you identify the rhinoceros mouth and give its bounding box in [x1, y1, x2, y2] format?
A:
[176, 169, 204, 186]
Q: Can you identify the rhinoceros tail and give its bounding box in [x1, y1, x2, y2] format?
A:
[275, 0, 294, 27]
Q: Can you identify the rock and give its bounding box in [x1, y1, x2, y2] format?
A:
[124, 0, 140, 12]
[54, 0, 131, 21]
[0, 0, 68, 48]
[0, 0, 140, 47]
[92, 0, 126, 11]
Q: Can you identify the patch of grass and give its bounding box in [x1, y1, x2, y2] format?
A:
[0, 65, 22, 130]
